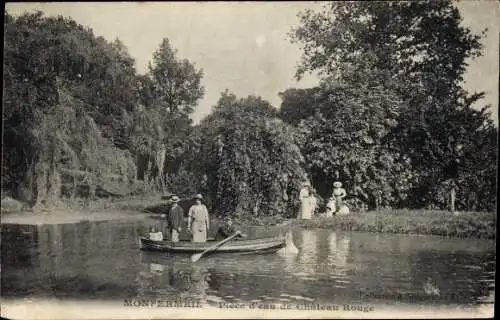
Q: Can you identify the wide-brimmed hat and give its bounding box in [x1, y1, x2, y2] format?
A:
[171, 195, 180, 203]
[333, 181, 342, 188]
[194, 194, 203, 200]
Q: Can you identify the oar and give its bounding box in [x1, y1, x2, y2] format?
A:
[191, 231, 241, 263]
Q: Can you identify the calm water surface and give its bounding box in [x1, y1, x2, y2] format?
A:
[1, 217, 495, 309]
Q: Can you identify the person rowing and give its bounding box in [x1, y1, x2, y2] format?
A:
[215, 216, 247, 241]
[191, 217, 246, 262]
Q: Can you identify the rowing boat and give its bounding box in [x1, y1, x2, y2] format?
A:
[139, 235, 287, 254]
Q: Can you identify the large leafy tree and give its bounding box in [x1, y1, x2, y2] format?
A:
[148, 38, 205, 117]
[3, 11, 137, 206]
[281, 79, 412, 210]
[288, 0, 496, 211]
[131, 39, 205, 190]
[291, 1, 483, 91]
[185, 91, 308, 218]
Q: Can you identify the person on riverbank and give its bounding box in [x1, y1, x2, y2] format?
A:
[332, 181, 347, 214]
[188, 194, 210, 243]
[310, 188, 318, 217]
[325, 197, 336, 217]
[299, 182, 314, 220]
[168, 195, 184, 242]
[215, 216, 247, 241]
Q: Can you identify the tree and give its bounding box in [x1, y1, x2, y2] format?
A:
[185, 91, 308, 218]
[393, 91, 498, 211]
[132, 39, 205, 191]
[280, 79, 412, 210]
[148, 38, 205, 117]
[3, 11, 137, 206]
[279, 87, 321, 126]
[291, 1, 483, 93]
[289, 0, 495, 211]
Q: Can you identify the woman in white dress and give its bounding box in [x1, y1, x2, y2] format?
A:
[188, 194, 210, 243]
[332, 181, 349, 215]
[299, 183, 313, 220]
[325, 197, 336, 217]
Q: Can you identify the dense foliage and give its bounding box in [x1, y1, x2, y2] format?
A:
[2, 2, 496, 216]
[281, 80, 414, 211]
[3, 12, 138, 207]
[2, 11, 202, 208]
[179, 92, 309, 218]
[285, 0, 497, 211]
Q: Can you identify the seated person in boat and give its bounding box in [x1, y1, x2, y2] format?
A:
[148, 225, 164, 241]
[215, 216, 247, 241]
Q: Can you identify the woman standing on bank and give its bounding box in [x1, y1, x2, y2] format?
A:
[188, 194, 210, 243]
[299, 182, 313, 220]
[332, 181, 347, 213]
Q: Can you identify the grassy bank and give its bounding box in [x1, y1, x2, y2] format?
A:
[293, 210, 496, 240]
[2, 195, 496, 240]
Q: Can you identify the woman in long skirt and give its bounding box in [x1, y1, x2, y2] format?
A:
[299, 183, 313, 220]
[332, 181, 347, 213]
[188, 194, 210, 242]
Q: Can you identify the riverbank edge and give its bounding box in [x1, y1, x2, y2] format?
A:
[287, 210, 496, 240]
[0, 195, 161, 225]
[1, 196, 495, 239]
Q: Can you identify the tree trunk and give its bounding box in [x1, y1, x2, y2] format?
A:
[449, 184, 456, 213]
[33, 161, 48, 209]
[155, 149, 166, 192]
[23, 157, 38, 208]
[71, 176, 77, 199]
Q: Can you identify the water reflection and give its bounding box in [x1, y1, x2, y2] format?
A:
[296, 230, 317, 275]
[138, 253, 213, 305]
[1, 220, 495, 310]
[327, 232, 351, 278]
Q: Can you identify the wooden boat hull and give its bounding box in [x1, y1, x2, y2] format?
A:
[139, 236, 286, 254]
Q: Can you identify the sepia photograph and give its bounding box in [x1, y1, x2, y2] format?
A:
[1, 1, 497, 319]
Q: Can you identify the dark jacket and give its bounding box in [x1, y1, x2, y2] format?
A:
[168, 205, 184, 231]
[215, 224, 243, 241]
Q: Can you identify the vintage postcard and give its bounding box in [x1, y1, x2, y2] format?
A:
[1, 1, 497, 319]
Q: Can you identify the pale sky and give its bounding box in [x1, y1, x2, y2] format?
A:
[5, 1, 499, 125]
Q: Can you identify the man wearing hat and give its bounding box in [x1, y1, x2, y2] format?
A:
[168, 195, 184, 242]
[187, 194, 210, 243]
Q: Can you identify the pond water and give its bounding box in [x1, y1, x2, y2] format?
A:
[1, 217, 495, 312]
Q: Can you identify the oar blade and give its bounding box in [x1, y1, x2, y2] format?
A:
[191, 253, 202, 263]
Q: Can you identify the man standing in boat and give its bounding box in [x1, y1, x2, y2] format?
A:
[187, 194, 210, 243]
[168, 195, 184, 242]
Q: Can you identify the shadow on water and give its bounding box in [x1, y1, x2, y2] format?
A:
[1, 218, 495, 307]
